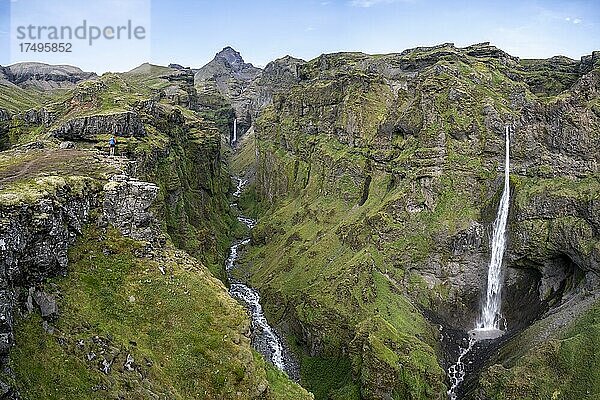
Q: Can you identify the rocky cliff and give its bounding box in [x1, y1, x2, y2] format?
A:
[194, 47, 262, 136]
[229, 42, 600, 399]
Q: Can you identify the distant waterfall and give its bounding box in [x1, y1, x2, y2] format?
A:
[478, 125, 511, 330]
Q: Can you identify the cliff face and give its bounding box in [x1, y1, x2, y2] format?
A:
[0, 64, 310, 399]
[194, 47, 263, 135]
[237, 43, 600, 398]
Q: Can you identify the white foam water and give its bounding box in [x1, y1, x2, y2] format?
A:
[233, 176, 248, 198]
[229, 283, 285, 370]
[447, 337, 475, 400]
[477, 125, 511, 330]
[226, 177, 287, 372]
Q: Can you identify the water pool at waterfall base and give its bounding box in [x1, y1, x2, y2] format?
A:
[468, 328, 504, 341]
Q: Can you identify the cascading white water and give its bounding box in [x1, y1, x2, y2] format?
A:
[447, 126, 511, 399]
[226, 177, 288, 373]
[477, 125, 511, 331]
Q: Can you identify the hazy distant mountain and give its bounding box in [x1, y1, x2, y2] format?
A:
[0, 62, 97, 90]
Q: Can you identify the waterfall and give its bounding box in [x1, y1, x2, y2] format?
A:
[447, 126, 511, 399]
[233, 118, 237, 143]
[477, 125, 510, 331]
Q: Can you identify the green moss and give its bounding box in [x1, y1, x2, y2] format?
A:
[481, 300, 600, 400]
[299, 355, 356, 400]
[10, 226, 309, 399]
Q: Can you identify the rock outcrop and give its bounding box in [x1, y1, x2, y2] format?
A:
[51, 111, 146, 140]
[0, 109, 10, 150]
[102, 175, 161, 242]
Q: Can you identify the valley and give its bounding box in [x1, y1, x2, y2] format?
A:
[0, 42, 598, 400]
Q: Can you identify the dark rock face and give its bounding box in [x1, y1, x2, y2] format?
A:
[0, 109, 10, 150]
[252, 56, 305, 113]
[2, 62, 96, 90]
[102, 175, 161, 242]
[51, 111, 146, 140]
[18, 108, 56, 127]
[168, 63, 189, 70]
[0, 179, 99, 395]
[163, 69, 199, 109]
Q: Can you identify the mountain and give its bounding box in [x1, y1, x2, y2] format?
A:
[194, 47, 263, 136]
[0, 62, 97, 90]
[234, 42, 600, 399]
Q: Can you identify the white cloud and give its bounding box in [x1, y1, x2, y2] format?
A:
[349, 0, 410, 8]
[565, 17, 582, 24]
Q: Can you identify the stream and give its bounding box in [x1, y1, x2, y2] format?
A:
[226, 177, 297, 377]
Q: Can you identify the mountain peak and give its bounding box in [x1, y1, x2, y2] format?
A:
[215, 46, 245, 68]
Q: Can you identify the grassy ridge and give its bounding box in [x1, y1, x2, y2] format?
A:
[9, 226, 311, 400]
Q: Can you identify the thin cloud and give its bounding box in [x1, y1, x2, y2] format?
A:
[349, 0, 410, 8]
[565, 17, 582, 24]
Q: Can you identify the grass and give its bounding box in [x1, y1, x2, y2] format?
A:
[238, 154, 449, 398]
[299, 355, 358, 400]
[10, 226, 311, 399]
[481, 299, 600, 400]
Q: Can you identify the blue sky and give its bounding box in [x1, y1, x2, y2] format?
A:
[1, 0, 599, 72]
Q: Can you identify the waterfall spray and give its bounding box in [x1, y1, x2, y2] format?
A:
[477, 125, 511, 331]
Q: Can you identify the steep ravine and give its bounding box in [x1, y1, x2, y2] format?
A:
[0, 65, 311, 399]
[0, 43, 598, 400]
[226, 177, 300, 381]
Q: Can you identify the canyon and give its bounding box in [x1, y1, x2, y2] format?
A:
[0, 42, 598, 399]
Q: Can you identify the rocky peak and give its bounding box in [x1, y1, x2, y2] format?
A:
[215, 46, 246, 70]
[195, 47, 262, 82]
[194, 47, 263, 135]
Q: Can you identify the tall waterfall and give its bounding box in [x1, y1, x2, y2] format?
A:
[477, 125, 511, 331]
[232, 118, 237, 143]
[447, 126, 511, 400]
